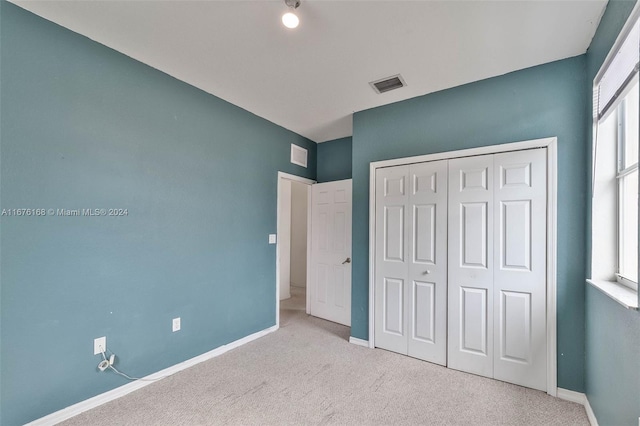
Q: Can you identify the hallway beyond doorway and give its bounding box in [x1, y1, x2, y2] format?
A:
[280, 286, 306, 312]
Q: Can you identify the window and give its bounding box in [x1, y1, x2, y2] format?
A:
[617, 84, 638, 287]
[592, 11, 639, 295]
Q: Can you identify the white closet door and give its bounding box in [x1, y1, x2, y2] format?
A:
[493, 149, 547, 391]
[375, 161, 448, 365]
[407, 161, 448, 365]
[374, 148, 548, 390]
[375, 166, 410, 354]
[448, 155, 495, 378]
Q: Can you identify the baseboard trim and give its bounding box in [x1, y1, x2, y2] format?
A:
[557, 388, 599, 426]
[25, 325, 279, 426]
[557, 388, 585, 404]
[349, 336, 369, 347]
[584, 396, 599, 426]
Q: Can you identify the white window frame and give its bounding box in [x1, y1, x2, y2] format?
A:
[615, 95, 639, 291]
[589, 2, 640, 309]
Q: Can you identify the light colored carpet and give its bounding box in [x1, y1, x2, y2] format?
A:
[280, 286, 306, 311]
[60, 310, 588, 425]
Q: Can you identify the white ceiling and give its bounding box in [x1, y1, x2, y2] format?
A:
[11, 0, 607, 143]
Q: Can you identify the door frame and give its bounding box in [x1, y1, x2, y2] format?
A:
[368, 137, 558, 396]
[276, 171, 315, 328]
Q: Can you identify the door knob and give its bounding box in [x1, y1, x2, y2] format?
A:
[342, 257, 351, 264]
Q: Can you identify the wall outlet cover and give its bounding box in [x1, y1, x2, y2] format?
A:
[172, 317, 181, 332]
[269, 234, 277, 244]
[94, 336, 106, 355]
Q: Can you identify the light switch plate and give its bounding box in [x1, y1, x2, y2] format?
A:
[269, 234, 277, 244]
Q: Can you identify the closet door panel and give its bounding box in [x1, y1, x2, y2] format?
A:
[407, 160, 448, 365]
[493, 148, 547, 391]
[374, 147, 548, 394]
[448, 155, 494, 378]
[375, 166, 410, 354]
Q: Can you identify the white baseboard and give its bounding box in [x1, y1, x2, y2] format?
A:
[557, 388, 585, 404]
[584, 396, 598, 426]
[557, 388, 599, 426]
[25, 325, 279, 426]
[348, 336, 369, 347]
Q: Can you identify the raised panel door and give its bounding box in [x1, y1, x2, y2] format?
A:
[448, 155, 494, 378]
[493, 149, 547, 391]
[407, 161, 448, 365]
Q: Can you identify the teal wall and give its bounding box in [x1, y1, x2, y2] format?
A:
[585, 1, 640, 425]
[351, 56, 588, 392]
[0, 3, 316, 425]
[4, 0, 640, 424]
[585, 287, 640, 425]
[316, 137, 352, 183]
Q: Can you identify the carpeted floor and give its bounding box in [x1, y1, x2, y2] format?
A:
[61, 309, 588, 426]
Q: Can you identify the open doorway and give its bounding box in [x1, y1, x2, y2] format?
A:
[276, 172, 314, 327]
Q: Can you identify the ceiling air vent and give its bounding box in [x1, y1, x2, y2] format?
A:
[369, 74, 407, 94]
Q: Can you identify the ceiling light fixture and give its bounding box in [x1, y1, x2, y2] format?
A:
[282, 0, 300, 29]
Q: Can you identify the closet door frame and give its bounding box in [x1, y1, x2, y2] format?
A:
[368, 137, 558, 397]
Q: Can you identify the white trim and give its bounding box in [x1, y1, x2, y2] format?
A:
[276, 172, 315, 328]
[557, 388, 599, 426]
[368, 137, 558, 393]
[587, 279, 639, 310]
[25, 325, 278, 426]
[584, 397, 599, 426]
[368, 158, 377, 349]
[557, 387, 586, 405]
[615, 273, 639, 292]
[546, 140, 558, 396]
[278, 172, 315, 185]
[349, 336, 370, 347]
[369, 137, 554, 171]
[306, 185, 312, 315]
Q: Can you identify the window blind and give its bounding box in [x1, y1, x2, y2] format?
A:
[595, 21, 640, 121]
[593, 12, 640, 195]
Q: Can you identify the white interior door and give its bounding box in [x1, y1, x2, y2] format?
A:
[447, 155, 495, 378]
[309, 179, 352, 326]
[375, 161, 448, 365]
[493, 149, 547, 391]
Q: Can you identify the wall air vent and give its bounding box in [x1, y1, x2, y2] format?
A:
[291, 144, 308, 168]
[369, 74, 407, 94]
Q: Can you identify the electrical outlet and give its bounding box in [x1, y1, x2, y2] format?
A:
[269, 234, 277, 244]
[94, 336, 106, 355]
[172, 317, 181, 332]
